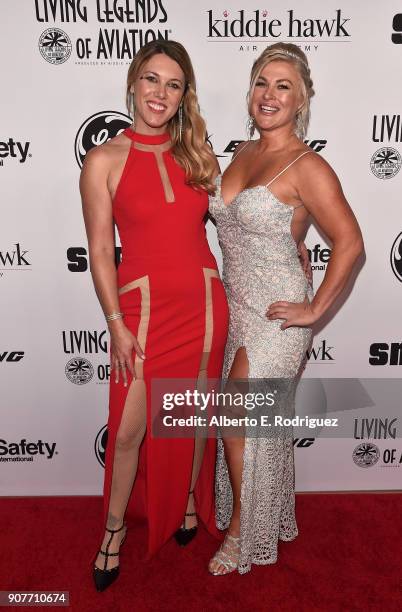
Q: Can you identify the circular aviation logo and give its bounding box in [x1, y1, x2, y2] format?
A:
[352, 442, 380, 468]
[390, 232, 402, 282]
[65, 357, 94, 385]
[370, 147, 402, 179]
[38, 28, 72, 65]
[75, 111, 132, 168]
[94, 425, 108, 468]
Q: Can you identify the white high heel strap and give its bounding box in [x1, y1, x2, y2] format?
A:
[210, 534, 241, 575]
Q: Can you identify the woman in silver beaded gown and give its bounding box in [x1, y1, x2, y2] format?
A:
[208, 43, 363, 575]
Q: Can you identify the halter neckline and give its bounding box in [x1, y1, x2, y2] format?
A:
[123, 127, 171, 145]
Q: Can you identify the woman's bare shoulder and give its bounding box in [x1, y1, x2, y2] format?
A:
[82, 133, 130, 169]
[232, 139, 252, 159]
[295, 149, 340, 183]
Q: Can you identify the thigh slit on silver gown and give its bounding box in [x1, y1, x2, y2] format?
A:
[209, 168, 313, 574]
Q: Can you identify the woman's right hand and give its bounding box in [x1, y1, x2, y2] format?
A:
[109, 322, 145, 387]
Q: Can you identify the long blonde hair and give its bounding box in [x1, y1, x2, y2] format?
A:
[126, 40, 216, 193]
[248, 42, 315, 139]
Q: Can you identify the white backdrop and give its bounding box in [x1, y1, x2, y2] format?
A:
[1, 0, 401, 496]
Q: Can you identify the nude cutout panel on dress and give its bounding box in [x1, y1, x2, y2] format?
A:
[118, 275, 150, 380]
[112, 139, 175, 204]
[198, 268, 220, 380]
[134, 141, 175, 203]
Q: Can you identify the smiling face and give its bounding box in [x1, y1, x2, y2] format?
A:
[249, 60, 305, 136]
[130, 53, 185, 133]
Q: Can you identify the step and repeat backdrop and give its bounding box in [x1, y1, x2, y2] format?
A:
[1, 1, 401, 496]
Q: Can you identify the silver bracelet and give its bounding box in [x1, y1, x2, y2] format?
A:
[105, 311, 124, 322]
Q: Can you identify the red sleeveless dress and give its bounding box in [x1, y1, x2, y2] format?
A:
[102, 128, 229, 557]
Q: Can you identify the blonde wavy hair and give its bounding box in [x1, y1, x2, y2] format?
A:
[126, 40, 216, 193]
[248, 42, 315, 139]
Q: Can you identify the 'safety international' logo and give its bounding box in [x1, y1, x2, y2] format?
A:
[0, 139, 31, 167]
[307, 243, 332, 272]
[0, 438, 58, 463]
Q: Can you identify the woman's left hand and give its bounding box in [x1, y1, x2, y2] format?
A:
[266, 297, 318, 330]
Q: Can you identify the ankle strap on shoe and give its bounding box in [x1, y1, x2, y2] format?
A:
[105, 522, 125, 534]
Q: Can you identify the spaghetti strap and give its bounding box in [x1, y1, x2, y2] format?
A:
[266, 150, 313, 187]
[232, 140, 252, 162]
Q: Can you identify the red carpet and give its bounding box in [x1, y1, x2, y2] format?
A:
[1, 494, 401, 612]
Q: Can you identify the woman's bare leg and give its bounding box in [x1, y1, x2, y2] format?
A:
[95, 379, 147, 569]
[180, 436, 207, 528]
[209, 347, 249, 574]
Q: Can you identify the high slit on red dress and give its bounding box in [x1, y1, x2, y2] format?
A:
[102, 128, 229, 558]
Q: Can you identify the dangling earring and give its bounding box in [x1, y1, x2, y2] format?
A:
[178, 104, 183, 142]
[130, 90, 136, 127]
[295, 100, 306, 139]
[247, 115, 255, 139]
[295, 111, 304, 139]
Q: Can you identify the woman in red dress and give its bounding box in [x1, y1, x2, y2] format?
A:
[80, 40, 229, 591]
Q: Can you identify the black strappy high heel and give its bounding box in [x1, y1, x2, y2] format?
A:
[174, 490, 198, 547]
[93, 523, 127, 592]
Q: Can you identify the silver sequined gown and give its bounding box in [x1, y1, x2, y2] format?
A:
[209, 174, 313, 574]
